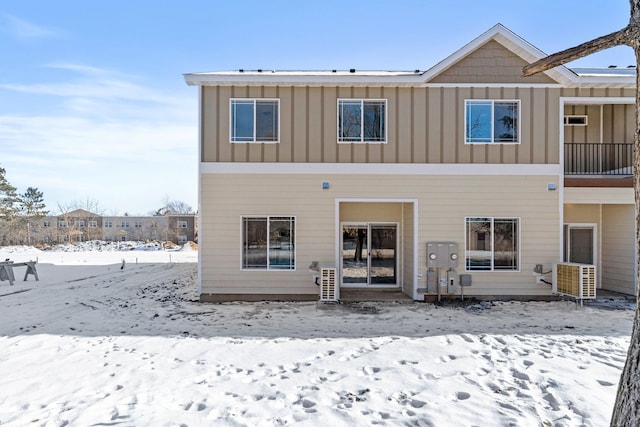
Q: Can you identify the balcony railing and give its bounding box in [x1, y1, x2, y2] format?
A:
[564, 142, 633, 176]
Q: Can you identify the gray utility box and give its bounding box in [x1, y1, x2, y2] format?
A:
[426, 242, 459, 269]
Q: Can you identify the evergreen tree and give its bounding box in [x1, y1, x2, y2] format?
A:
[0, 165, 18, 219]
[19, 187, 49, 245]
[19, 187, 48, 218]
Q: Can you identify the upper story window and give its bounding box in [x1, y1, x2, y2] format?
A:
[43, 221, 50, 228]
[465, 100, 519, 144]
[178, 221, 188, 228]
[104, 221, 113, 228]
[58, 220, 67, 228]
[134, 221, 142, 228]
[74, 220, 85, 228]
[230, 99, 279, 143]
[338, 99, 386, 143]
[88, 221, 98, 228]
[121, 221, 129, 228]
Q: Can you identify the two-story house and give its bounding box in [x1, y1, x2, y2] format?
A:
[185, 24, 636, 302]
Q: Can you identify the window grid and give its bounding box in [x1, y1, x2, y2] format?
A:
[465, 217, 519, 272]
[337, 99, 387, 143]
[230, 99, 280, 143]
[465, 100, 520, 144]
[242, 216, 295, 271]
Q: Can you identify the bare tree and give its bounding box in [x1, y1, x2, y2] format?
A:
[154, 197, 194, 216]
[523, 2, 640, 424]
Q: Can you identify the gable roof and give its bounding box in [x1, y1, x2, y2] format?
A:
[421, 23, 574, 85]
[184, 24, 634, 88]
[61, 209, 99, 217]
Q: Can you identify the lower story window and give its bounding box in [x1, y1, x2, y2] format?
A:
[242, 216, 295, 270]
[465, 217, 519, 271]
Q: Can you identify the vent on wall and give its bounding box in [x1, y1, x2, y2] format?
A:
[564, 115, 588, 126]
[319, 267, 338, 302]
[554, 263, 596, 301]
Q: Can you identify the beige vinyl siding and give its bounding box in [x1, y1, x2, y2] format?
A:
[602, 205, 636, 295]
[564, 187, 634, 204]
[563, 203, 636, 295]
[340, 202, 402, 222]
[402, 202, 414, 296]
[200, 173, 559, 297]
[564, 204, 600, 224]
[202, 85, 561, 165]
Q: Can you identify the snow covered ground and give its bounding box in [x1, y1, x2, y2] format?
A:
[0, 243, 635, 426]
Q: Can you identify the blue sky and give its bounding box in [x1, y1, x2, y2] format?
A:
[0, 0, 635, 215]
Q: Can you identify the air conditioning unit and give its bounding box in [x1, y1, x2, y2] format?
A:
[319, 267, 338, 302]
[553, 263, 596, 300]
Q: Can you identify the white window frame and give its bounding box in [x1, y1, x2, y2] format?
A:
[241, 215, 296, 271]
[121, 221, 129, 228]
[58, 220, 67, 228]
[134, 221, 142, 228]
[104, 221, 113, 228]
[465, 99, 520, 144]
[337, 99, 387, 143]
[88, 221, 97, 228]
[465, 216, 520, 272]
[178, 221, 188, 228]
[230, 98, 280, 143]
[178, 235, 188, 243]
[43, 221, 50, 228]
[74, 220, 85, 227]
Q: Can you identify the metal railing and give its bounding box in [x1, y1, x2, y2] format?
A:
[564, 143, 633, 175]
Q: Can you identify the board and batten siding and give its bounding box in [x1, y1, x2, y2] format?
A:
[563, 104, 636, 144]
[199, 173, 559, 297]
[201, 85, 561, 166]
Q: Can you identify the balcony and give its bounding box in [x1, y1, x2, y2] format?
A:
[564, 142, 633, 187]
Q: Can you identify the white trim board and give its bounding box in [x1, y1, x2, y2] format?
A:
[560, 97, 634, 105]
[201, 162, 562, 176]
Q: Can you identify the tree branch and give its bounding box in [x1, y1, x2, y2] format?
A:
[522, 27, 632, 76]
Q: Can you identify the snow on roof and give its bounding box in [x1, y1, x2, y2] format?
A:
[571, 67, 637, 77]
[184, 25, 636, 88]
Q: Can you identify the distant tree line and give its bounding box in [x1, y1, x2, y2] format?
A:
[0, 164, 195, 246]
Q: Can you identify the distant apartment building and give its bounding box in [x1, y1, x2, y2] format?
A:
[29, 209, 197, 245]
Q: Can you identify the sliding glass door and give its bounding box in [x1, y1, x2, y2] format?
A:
[342, 223, 397, 286]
